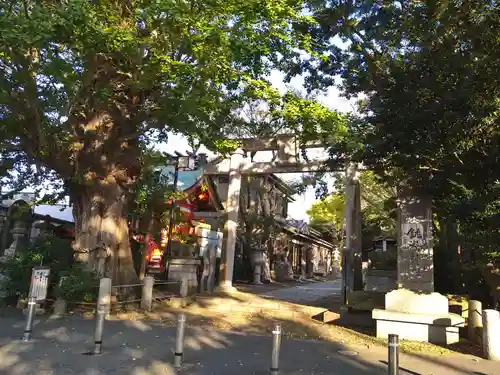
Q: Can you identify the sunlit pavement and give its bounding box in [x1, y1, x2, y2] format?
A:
[259, 279, 342, 304]
[0, 316, 496, 375]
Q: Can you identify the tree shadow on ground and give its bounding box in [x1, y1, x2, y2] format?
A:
[0, 278, 492, 375]
[153, 282, 485, 363]
[0, 295, 495, 375]
[0, 314, 386, 375]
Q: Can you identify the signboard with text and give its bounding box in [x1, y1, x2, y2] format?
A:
[29, 266, 50, 302]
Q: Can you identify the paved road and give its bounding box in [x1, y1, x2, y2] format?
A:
[0, 315, 495, 375]
[259, 279, 342, 304]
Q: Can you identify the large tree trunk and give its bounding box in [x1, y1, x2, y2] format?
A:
[71, 180, 138, 285]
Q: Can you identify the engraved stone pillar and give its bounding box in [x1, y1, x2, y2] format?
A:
[397, 190, 434, 292]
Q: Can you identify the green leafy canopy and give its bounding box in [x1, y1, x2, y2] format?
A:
[294, 0, 500, 277]
[0, 0, 315, 188]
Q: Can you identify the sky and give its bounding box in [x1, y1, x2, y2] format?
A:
[156, 70, 358, 222]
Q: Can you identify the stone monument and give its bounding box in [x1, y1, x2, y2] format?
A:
[397, 193, 434, 292]
[372, 190, 465, 344]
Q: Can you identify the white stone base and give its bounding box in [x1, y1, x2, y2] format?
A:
[373, 309, 464, 345]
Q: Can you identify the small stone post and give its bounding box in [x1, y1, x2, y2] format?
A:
[468, 300, 482, 343]
[141, 276, 154, 311]
[180, 275, 188, 298]
[482, 309, 500, 360]
[53, 298, 67, 316]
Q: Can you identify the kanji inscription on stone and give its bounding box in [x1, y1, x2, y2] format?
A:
[397, 193, 434, 293]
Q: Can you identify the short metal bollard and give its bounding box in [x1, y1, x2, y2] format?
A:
[388, 334, 399, 375]
[93, 305, 106, 355]
[270, 323, 282, 375]
[22, 296, 37, 342]
[174, 313, 186, 368]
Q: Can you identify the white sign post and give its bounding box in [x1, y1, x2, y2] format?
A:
[29, 266, 50, 302]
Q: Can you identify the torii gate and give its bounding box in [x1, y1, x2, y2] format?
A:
[202, 135, 363, 300]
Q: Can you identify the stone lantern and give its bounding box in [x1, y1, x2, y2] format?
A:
[4, 220, 27, 258]
[249, 247, 267, 284]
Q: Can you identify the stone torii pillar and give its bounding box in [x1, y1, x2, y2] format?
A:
[219, 148, 245, 292]
[341, 163, 363, 304]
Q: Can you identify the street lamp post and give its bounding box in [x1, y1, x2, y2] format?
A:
[164, 155, 196, 279]
[165, 157, 180, 263]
